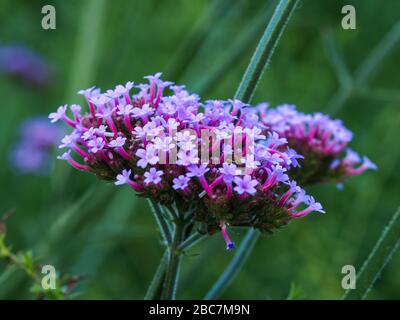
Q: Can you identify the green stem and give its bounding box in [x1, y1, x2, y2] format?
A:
[178, 231, 206, 251]
[204, 229, 260, 300]
[342, 207, 400, 300]
[148, 200, 172, 245]
[204, 0, 300, 300]
[144, 251, 169, 300]
[161, 221, 186, 300]
[234, 0, 299, 102]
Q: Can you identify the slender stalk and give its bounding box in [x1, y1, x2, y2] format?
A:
[178, 231, 207, 251]
[148, 200, 172, 245]
[234, 0, 299, 102]
[144, 251, 169, 300]
[204, 229, 260, 300]
[161, 221, 186, 300]
[204, 0, 300, 300]
[342, 207, 400, 300]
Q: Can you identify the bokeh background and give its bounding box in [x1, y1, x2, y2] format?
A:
[0, 0, 399, 299]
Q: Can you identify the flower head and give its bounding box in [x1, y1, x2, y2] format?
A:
[50, 73, 375, 250]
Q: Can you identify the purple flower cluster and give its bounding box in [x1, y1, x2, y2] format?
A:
[257, 104, 377, 184]
[50, 73, 374, 250]
[10, 117, 63, 174]
[0, 45, 52, 86]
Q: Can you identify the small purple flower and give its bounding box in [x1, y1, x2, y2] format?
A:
[87, 137, 105, 153]
[153, 136, 175, 151]
[267, 132, 287, 148]
[81, 127, 96, 141]
[362, 156, 377, 171]
[78, 86, 97, 97]
[109, 136, 126, 148]
[286, 148, 304, 167]
[59, 134, 77, 148]
[132, 104, 154, 118]
[90, 95, 110, 106]
[114, 81, 134, 95]
[57, 150, 71, 160]
[186, 164, 209, 177]
[116, 104, 133, 116]
[136, 144, 159, 168]
[144, 167, 164, 185]
[173, 175, 190, 190]
[219, 163, 238, 183]
[177, 149, 199, 166]
[95, 125, 109, 136]
[49, 105, 67, 123]
[233, 175, 258, 195]
[115, 169, 132, 186]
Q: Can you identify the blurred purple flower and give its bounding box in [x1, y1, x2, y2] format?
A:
[0, 44, 52, 86]
[10, 117, 63, 174]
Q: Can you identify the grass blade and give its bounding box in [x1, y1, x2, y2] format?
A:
[321, 29, 352, 88]
[355, 21, 400, 86]
[234, 0, 299, 102]
[342, 207, 400, 300]
[326, 21, 400, 114]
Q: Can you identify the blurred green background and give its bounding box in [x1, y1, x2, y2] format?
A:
[0, 0, 399, 299]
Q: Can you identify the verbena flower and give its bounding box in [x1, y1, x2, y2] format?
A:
[257, 104, 377, 185]
[0, 45, 52, 86]
[51, 73, 372, 250]
[10, 117, 63, 174]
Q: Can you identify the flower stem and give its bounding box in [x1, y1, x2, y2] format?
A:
[161, 220, 186, 300]
[148, 200, 172, 245]
[234, 0, 299, 102]
[144, 251, 168, 300]
[204, 0, 300, 300]
[178, 231, 206, 251]
[204, 229, 260, 300]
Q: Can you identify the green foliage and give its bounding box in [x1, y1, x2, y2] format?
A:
[0, 221, 80, 299]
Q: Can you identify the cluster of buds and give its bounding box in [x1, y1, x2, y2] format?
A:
[49, 74, 374, 250]
[256, 104, 377, 185]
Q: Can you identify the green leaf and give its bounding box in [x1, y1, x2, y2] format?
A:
[342, 207, 400, 300]
[286, 282, 303, 300]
